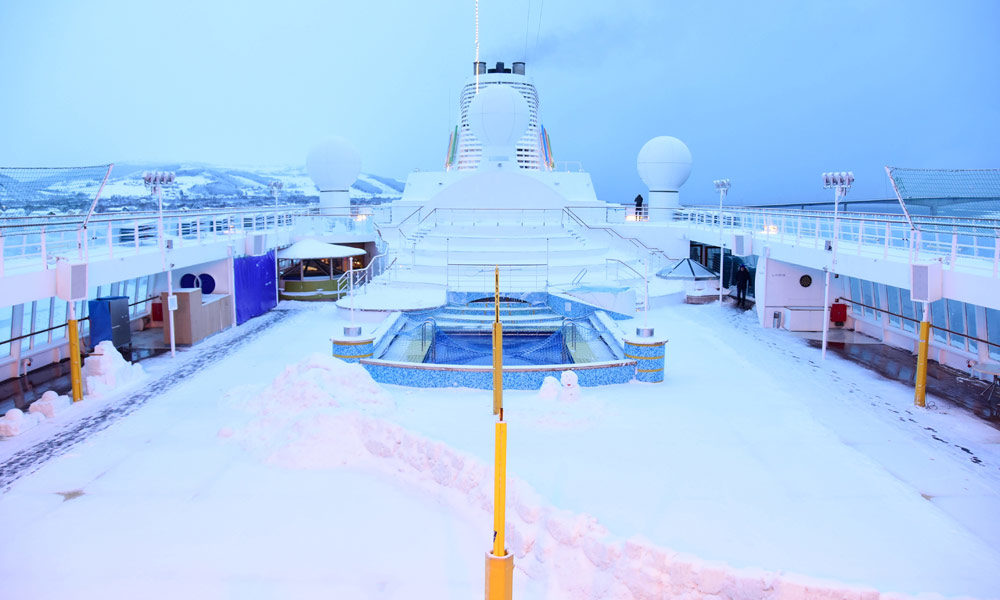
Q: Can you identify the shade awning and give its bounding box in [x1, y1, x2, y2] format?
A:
[277, 239, 366, 260]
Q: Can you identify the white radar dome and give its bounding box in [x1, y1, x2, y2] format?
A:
[306, 137, 361, 191]
[467, 85, 530, 148]
[637, 136, 692, 192]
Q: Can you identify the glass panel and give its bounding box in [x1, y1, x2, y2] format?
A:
[931, 299, 947, 343]
[886, 286, 901, 327]
[32, 297, 52, 347]
[967, 304, 978, 353]
[76, 300, 89, 335]
[111, 281, 121, 296]
[51, 299, 68, 341]
[849, 277, 863, 316]
[947, 299, 966, 349]
[987, 308, 1000, 360]
[861, 280, 876, 319]
[900, 289, 916, 332]
[0, 305, 11, 357]
[21, 302, 35, 350]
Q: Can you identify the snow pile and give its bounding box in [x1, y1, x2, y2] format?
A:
[538, 376, 561, 400]
[0, 408, 44, 437]
[228, 358, 917, 599]
[230, 353, 393, 463]
[83, 341, 145, 398]
[0, 391, 71, 437]
[28, 390, 72, 418]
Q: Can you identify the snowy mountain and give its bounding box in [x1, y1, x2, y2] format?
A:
[0, 163, 406, 215]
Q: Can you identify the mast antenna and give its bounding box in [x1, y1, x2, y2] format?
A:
[475, 0, 480, 94]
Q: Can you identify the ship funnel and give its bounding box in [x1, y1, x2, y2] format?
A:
[512, 62, 525, 75]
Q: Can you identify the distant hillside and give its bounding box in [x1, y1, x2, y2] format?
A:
[0, 163, 406, 216]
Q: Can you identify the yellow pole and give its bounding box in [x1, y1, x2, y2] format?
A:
[492, 267, 503, 416]
[485, 266, 513, 600]
[67, 306, 83, 402]
[492, 420, 507, 556]
[914, 302, 930, 407]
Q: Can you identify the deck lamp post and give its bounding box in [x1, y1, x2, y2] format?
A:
[714, 179, 730, 306]
[820, 171, 854, 360]
[144, 171, 178, 358]
[269, 180, 283, 307]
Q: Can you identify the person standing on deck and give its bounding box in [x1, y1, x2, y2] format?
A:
[734, 264, 751, 309]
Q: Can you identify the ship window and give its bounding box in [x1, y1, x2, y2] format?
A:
[930, 299, 947, 343]
[21, 302, 35, 350]
[947, 299, 967, 349]
[32, 297, 53, 348]
[861, 280, 875, 319]
[966, 304, 978, 353]
[0, 305, 11, 357]
[51, 299, 68, 342]
[987, 308, 1000, 360]
[848, 277, 862, 315]
[886, 285, 901, 327]
[899, 289, 916, 332]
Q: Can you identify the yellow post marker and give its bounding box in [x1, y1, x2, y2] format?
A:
[492, 267, 503, 416]
[486, 266, 513, 600]
[915, 318, 930, 408]
[492, 419, 507, 556]
[67, 317, 83, 402]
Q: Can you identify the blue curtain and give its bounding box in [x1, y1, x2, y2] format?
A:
[234, 250, 277, 325]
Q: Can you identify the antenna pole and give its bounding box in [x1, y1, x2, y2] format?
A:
[475, 0, 480, 94]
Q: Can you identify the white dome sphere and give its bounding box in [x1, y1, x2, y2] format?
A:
[637, 136, 692, 191]
[306, 137, 361, 191]
[467, 85, 530, 148]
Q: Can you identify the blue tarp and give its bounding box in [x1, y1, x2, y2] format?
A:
[234, 250, 276, 325]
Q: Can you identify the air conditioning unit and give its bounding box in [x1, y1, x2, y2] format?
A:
[910, 262, 942, 302]
[245, 234, 268, 256]
[56, 259, 88, 301]
[732, 234, 752, 256]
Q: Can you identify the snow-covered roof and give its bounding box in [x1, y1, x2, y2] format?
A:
[277, 239, 365, 260]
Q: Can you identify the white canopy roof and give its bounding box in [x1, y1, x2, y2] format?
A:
[277, 239, 365, 260]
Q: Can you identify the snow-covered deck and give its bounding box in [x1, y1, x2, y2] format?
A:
[0, 301, 998, 598]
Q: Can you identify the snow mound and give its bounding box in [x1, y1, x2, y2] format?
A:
[538, 376, 561, 400]
[28, 390, 72, 418]
[0, 408, 44, 437]
[83, 341, 145, 398]
[230, 353, 393, 462]
[225, 353, 923, 599]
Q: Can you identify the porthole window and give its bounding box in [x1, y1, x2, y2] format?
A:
[799, 275, 812, 288]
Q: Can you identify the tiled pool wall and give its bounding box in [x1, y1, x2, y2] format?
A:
[332, 337, 375, 363]
[623, 338, 666, 383]
[346, 292, 655, 389]
[360, 359, 637, 389]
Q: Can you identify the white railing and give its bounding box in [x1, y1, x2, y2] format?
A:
[445, 263, 547, 292]
[0, 206, 377, 274]
[334, 252, 398, 294]
[666, 206, 1000, 276]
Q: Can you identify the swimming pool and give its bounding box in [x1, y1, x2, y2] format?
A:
[360, 298, 636, 389]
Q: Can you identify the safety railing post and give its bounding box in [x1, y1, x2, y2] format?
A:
[107, 221, 114, 259]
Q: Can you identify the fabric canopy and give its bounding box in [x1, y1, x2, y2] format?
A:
[655, 258, 717, 281]
[277, 239, 366, 260]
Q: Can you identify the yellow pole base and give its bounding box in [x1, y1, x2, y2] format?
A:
[914, 320, 930, 408]
[68, 318, 83, 402]
[485, 552, 513, 600]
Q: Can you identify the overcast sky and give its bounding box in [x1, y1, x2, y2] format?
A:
[1, 0, 998, 205]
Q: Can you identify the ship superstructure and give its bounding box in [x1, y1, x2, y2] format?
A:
[446, 61, 552, 171]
